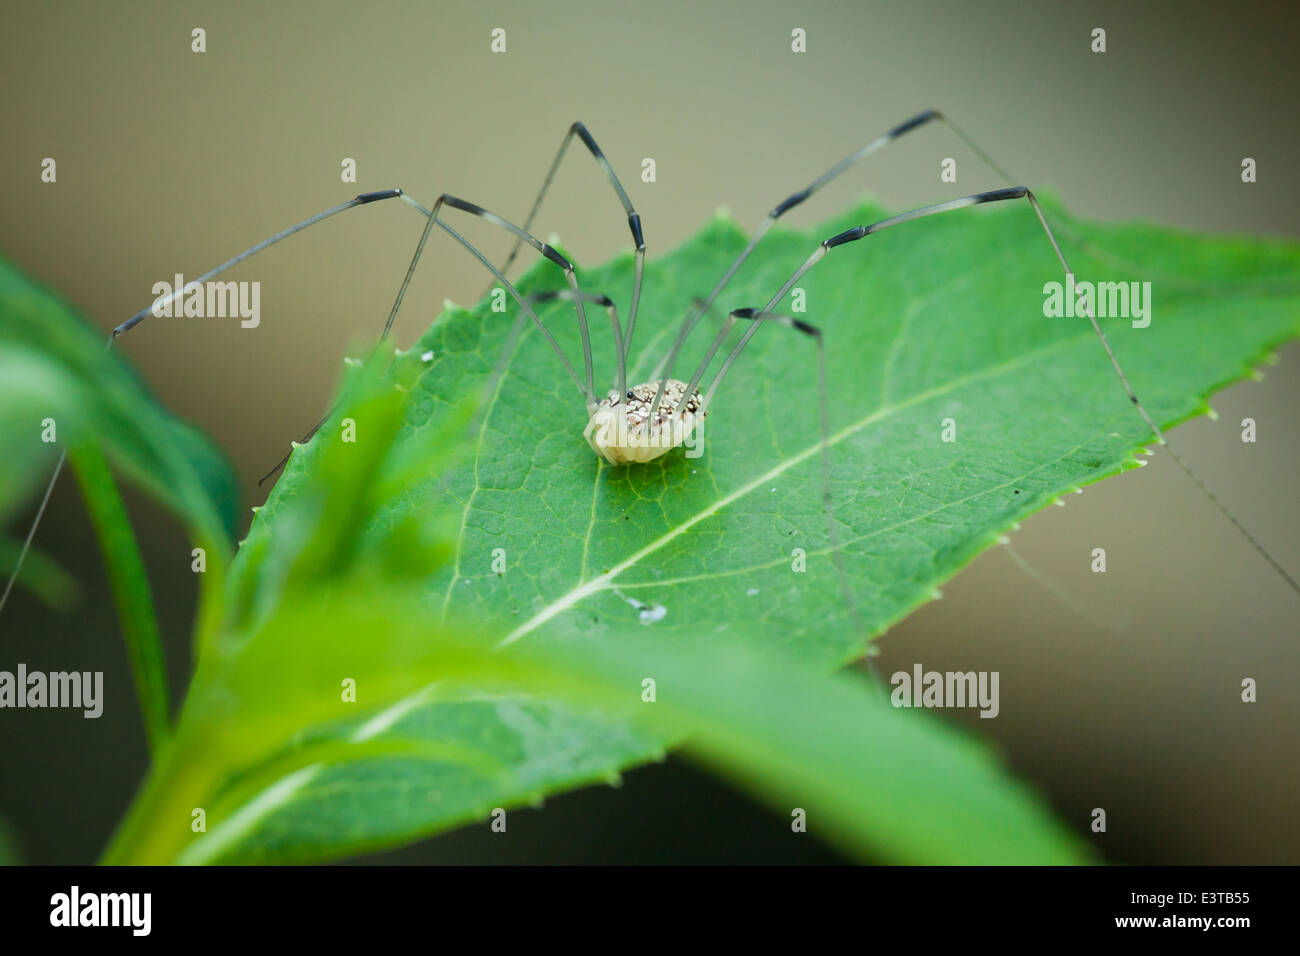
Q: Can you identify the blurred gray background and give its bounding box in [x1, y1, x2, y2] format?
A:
[0, 0, 1296, 863]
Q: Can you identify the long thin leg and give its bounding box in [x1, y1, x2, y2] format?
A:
[702, 186, 1300, 597]
[492, 122, 646, 398]
[260, 190, 606, 485]
[648, 109, 952, 419]
[115, 190, 406, 337]
[2, 189, 413, 617]
[726, 309, 868, 659]
[0, 449, 67, 617]
[526, 289, 625, 400]
[703, 187, 1040, 403]
[395, 192, 599, 408]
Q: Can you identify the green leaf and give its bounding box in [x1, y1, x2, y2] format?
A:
[270, 198, 1299, 662]
[112, 198, 1300, 864]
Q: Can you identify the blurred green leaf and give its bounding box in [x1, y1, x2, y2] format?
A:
[105, 588, 1089, 865]
[0, 812, 22, 866]
[0, 535, 78, 609]
[69, 443, 170, 754]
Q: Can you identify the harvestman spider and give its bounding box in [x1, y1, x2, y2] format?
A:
[2, 109, 1297, 621]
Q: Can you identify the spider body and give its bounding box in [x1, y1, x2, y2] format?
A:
[584, 379, 706, 465]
